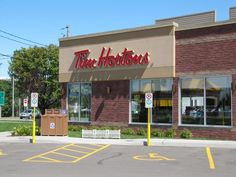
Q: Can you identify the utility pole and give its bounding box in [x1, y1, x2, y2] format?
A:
[65, 25, 70, 37]
[12, 75, 14, 117]
[61, 25, 70, 38]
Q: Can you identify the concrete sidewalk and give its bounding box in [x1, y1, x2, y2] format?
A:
[1, 131, 236, 148]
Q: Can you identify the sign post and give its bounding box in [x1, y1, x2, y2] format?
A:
[31, 93, 38, 144]
[145, 93, 153, 146]
[23, 98, 28, 108]
[0, 91, 5, 118]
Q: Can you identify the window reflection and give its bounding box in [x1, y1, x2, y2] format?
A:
[131, 80, 150, 123]
[206, 77, 231, 126]
[181, 76, 232, 126]
[181, 78, 204, 125]
[68, 83, 91, 122]
[131, 79, 173, 124]
[68, 83, 80, 121]
[152, 79, 173, 123]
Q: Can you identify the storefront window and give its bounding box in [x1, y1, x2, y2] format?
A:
[152, 79, 173, 123]
[181, 76, 232, 126]
[131, 78, 173, 124]
[131, 80, 150, 123]
[206, 77, 231, 126]
[80, 83, 92, 122]
[181, 78, 204, 125]
[68, 83, 91, 122]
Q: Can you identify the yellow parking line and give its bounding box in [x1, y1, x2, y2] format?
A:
[62, 147, 88, 154]
[72, 144, 97, 150]
[24, 144, 111, 164]
[51, 151, 78, 159]
[23, 144, 75, 162]
[206, 147, 215, 169]
[72, 144, 111, 163]
[39, 156, 63, 163]
[89, 144, 104, 147]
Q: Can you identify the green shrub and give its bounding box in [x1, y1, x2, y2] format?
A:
[68, 125, 77, 131]
[68, 125, 85, 132]
[12, 125, 40, 136]
[151, 129, 164, 137]
[165, 128, 176, 138]
[121, 128, 135, 135]
[89, 125, 99, 130]
[180, 128, 193, 139]
[136, 128, 147, 136]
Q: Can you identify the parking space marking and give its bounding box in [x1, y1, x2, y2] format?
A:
[0, 149, 7, 156]
[206, 147, 215, 169]
[62, 147, 88, 154]
[72, 144, 98, 150]
[133, 152, 176, 161]
[23, 143, 111, 164]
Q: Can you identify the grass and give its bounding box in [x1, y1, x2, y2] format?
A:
[68, 131, 82, 138]
[0, 120, 32, 132]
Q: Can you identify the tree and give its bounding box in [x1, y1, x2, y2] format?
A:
[9, 45, 62, 113]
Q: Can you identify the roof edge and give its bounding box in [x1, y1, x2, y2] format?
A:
[59, 22, 178, 42]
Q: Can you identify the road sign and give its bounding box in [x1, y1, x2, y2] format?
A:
[23, 99, 28, 107]
[31, 93, 38, 107]
[145, 93, 153, 108]
[0, 91, 5, 106]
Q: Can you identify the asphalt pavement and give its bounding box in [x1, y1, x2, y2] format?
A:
[1, 143, 236, 177]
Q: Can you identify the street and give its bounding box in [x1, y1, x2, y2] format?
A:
[1, 143, 236, 177]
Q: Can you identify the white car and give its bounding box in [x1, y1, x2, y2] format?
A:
[19, 109, 41, 119]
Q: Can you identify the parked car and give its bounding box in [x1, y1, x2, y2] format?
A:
[19, 109, 42, 119]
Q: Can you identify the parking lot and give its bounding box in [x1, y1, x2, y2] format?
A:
[0, 143, 236, 177]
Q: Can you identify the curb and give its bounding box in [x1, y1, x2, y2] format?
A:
[0, 133, 236, 148]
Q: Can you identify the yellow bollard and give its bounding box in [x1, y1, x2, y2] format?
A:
[147, 108, 151, 146]
[32, 107, 36, 144]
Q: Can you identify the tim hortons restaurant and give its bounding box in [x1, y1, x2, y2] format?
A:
[59, 7, 236, 140]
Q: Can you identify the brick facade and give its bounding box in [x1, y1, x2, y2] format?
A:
[176, 23, 236, 75]
[91, 80, 130, 126]
[172, 77, 179, 127]
[175, 23, 236, 139]
[61, 23, 236, 140]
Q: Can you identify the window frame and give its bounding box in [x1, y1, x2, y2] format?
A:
[129, 78, 173, 125]
[179, 75, 232, 128]
[67, 82, 92, 123]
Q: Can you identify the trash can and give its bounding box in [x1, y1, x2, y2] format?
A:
[41, 109, 68, 136]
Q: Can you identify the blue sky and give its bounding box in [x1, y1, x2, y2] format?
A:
[0, 0, 236, 78]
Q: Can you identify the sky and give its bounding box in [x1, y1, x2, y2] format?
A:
[0, 0, 236, 79]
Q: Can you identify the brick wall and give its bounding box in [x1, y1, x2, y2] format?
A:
[172, 77, 179, 126]
[176, 23, 236, 75]
[91, 80, 129, 126]
[175, 23, 236, 139]
[60, 83, 67, 110]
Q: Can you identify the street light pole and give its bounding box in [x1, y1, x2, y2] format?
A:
[12, 75, 14, 117]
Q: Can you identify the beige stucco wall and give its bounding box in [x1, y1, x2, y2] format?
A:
[59, 24, 176, 82]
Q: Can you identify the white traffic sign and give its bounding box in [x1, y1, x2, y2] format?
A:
[145, 93, 153, 108]
[31, 93, 38, 107]
[23, 99, 28, 107]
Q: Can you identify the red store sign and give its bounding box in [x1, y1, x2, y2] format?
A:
[74, 47, 149, 69]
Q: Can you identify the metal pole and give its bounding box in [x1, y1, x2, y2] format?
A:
[32, 107, 36, 143]
[18, 98, 21, 117]
[12, 75, 14, 117]
[147, 108, 151, 146]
